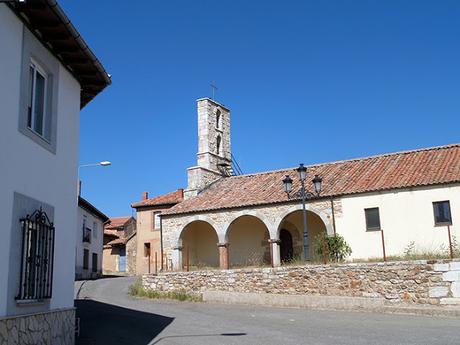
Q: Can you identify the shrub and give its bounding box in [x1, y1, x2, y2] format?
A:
[314, 233, 352, 262]
[129, 278, 202, 302]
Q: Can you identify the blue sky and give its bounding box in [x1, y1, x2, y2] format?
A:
[61, 0, 460, 217]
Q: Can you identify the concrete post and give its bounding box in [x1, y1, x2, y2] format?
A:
[217, 243, 229, 269]
[269, 239, 281, 267]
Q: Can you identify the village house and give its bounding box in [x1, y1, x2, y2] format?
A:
[0, 0, 110, 343]
[76, 197, 109, 280]
[103, 217, 137, 274]
[160, 98, 459, 271]
[131, 189, 184, 274]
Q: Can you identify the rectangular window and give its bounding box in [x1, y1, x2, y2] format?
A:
[17, 209, 55, 301]
[365, 207, 381, 231]
[83, 249, 89, 270]
[93, 221, 98, 239]
[433, 201, 452, 226]
[28, 61, 49, 140]
[92, 253, 98, 273]
[144, 243, 151, 257]
[153, 212, 161, 230]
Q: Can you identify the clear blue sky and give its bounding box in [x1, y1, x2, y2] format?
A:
[62, 0, 460, 217]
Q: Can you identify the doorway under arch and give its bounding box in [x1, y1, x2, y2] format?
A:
[279, 229, 294, 262]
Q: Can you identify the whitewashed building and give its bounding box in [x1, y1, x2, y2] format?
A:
[161, 98, 459, 270]
[0, 1, 110, 343]
[76, 197, 109, 280]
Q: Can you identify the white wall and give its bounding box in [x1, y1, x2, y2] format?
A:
[336, 184, 460, 259]
[75, 207, 104, 279]
[0, 4, 80, 317]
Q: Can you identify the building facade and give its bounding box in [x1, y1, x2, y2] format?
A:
[103, 217, 137, 274]
[0, 1, 109, 343]
[76, 197, 109, 280]
[161, 98, 460, 271]
[131, 190, 184, 274]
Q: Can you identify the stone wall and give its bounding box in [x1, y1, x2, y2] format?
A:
[0, 308, 74, 345]
[126, 234, 137, 274]
[143, 260, 460, 306]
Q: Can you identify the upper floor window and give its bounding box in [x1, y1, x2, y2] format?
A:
[216, 135, 221, 155]
[216, 109, 221, 129]
[27, 61, 50, 141]
[365, 207, 381, 231]
[153, 212, 161, 230]
[433, 201, 452, 226]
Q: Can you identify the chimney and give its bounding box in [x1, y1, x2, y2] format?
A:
[142, 192, 149, 200]
[177, 188, 184, 199]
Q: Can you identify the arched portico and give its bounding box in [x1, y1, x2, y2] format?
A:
[225, 215, 271, 267]
[178, 220, 219, 269]
[276, 209, 328, 263]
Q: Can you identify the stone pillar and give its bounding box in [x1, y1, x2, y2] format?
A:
[173, 246, 183, 271]
[217, 243, 229, 270]
[268, 239, 281, 267]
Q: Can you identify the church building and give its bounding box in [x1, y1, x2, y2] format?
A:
[160, 97, 460, 270]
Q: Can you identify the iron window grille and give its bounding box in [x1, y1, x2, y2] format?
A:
[433, 201, 452, 226]
[365, 207, 381, 231]
[17, 208, 55, 301]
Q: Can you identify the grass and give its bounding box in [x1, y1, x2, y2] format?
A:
[129, 278, 202, 302]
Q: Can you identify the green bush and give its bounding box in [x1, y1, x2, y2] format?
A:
[314, 233, 352, 262]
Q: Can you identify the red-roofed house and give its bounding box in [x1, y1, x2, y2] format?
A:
[131, 189, 184, 274]
[103, 216, 136, 274]
[160, 98, 460, 271]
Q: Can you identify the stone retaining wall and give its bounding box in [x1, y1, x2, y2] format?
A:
[143, 260, 460, 306]
[0, 308, 75, 345]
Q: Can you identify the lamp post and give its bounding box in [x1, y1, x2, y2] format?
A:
[282, 164, 322, 261]
[78, 161, 111, 196]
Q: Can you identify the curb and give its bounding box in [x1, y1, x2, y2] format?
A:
[202, 291, 460, 318]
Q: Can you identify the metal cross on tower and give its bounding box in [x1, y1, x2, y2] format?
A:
[210, 82, 218, 100]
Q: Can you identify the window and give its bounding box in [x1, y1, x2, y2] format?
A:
[27, 61, 49, 140]
[83, 249, 89, 270]
[92, 253, 98, 273]
[93, 221, 98, 239]
[82, 218, 91, 243]
[216, 109, 221, 129]
[17, 208, 55, 301]
[433, 201, 452, 226]
[144, 243, 151, 257]
[153, 212, 161, 230]
[216, 135, 221, 155]
[365, 207, 381, 231]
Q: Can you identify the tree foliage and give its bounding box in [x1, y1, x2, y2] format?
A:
[314, 232, 352, 262]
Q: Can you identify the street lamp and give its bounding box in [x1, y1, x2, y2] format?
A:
[78, 161, 112, 196]
[282, 164, 323, 261]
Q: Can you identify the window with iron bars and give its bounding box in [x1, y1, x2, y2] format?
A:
[17, 208, 55, 301]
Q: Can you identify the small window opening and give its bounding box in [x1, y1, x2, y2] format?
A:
[216, 109, 221, 129]
[216, 135, 221, 155]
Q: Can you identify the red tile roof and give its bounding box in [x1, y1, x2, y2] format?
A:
[104, 216, 133, 230]
[131, 189, 184, 208]
[164, 144, 460, 216]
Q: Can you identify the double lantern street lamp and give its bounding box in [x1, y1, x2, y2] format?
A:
[282, 164, 323, 261]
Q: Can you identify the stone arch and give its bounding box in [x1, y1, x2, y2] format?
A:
[177, 219, 220, 268]
[276, 205, 332, 261]
[223, 210, 273, 242]
[276, 204, 333, 239]
[224, 214, 271, 267]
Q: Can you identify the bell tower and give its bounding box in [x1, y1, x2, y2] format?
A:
[184, 98, 232, 199]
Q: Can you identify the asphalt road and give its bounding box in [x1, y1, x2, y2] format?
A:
[75, 277, 459, 345]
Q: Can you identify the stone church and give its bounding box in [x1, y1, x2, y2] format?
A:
[160, 97, 460, 270]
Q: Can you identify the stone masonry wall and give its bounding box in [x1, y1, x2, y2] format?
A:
[0, 308, 75, 345]
[143, 260, 460, 306]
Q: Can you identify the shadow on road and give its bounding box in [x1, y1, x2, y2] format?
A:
[75, 299, 174, 345]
